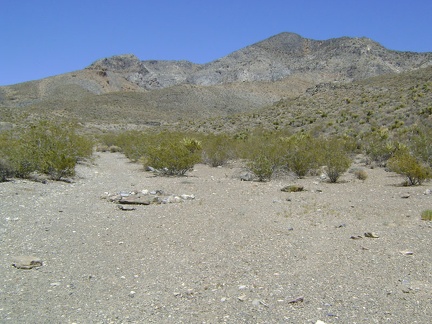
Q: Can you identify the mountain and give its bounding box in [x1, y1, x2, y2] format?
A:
[84, 32, 432, 90]
[1, 32, 432, 128]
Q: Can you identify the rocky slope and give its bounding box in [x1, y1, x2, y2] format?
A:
[176, 65, 432, 135]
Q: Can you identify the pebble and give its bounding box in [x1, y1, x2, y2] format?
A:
[117, 205, 136, 211]
[288, 296, 304, 304]
[237, 294, 247, 301]
[364, 232, 379, 238]
[400, 250, 414, 255]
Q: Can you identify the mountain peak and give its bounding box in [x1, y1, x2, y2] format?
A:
[87, 54, 144, 72]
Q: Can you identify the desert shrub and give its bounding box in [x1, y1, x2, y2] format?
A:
[108, 145, 122, 153]
[97, 132, 121, 148]
[0, 158, 13, 182]
[98, 130, 205, 170]
[95, 144, 110, 152]
[0, 132, 16, 180]
[0, 121, 93, 180]
[319, 138, 352, 183]
[144, 137, 202, 176]
[247, 153, 274, 182]
[421, 210, 432, 221]
[354, 169, 368, 180]
[202, 134, 233, 167]
[283, 133, 320, 178]
[362, 128, 396, 166]
[387, 151, 432, 186]
[244, 132, 287, 181]
[405, 125, 432, 166]
[110, 130, 149, 162]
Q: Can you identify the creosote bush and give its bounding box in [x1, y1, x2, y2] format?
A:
[283, 133, 320, 178]
[144, 137, 202, 176]
[387, 151, 432, 186]
[97, 129, 357, 183]
[320, 138, 352, 183]
[0, 121, 93, 181]
[247, 154, 274, 182]
[405, 124, 432, 167]
[243, 132, 287, 181]
[0, 158, 13, 182]
[202, 134, 233, 167]
[362, 128, 396, 166]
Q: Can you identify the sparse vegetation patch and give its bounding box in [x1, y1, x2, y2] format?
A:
[421, 210, 432, 221]
[0, 121, 93, 181]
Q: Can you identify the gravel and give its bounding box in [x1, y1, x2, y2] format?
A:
[1, 152, 431, 323]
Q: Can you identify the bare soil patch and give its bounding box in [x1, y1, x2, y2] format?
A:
[1, 152, 431, 323]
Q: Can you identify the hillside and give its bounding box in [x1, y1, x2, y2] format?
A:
[1, 32, 432, 131]
[178, 66, 432, 135]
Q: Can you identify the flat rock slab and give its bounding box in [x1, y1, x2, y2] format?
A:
[118, 196, 158, 205]
[12, 256, 43, 269]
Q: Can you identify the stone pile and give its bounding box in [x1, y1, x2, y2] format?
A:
[104, 189, 195, 206]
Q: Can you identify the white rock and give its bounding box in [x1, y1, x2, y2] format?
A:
[180, 194, 195, 200]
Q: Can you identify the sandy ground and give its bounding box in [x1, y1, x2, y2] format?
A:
[1, 152, 431, 323]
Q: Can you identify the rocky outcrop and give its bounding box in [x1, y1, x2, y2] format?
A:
[87, 54, 201, 90]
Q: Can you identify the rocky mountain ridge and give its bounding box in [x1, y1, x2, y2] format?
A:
[1, 32, 432, 127]
[85, 32, 432, 90]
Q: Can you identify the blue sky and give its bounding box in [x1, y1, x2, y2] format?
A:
[1, 0, 431, 86]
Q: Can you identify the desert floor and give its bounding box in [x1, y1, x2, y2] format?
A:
[1, 152, 431, 323]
